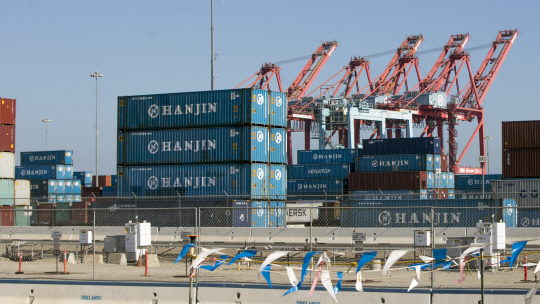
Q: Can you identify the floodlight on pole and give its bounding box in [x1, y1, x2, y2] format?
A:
[42, 118, 51, 151]
[90, 71, 103, 187]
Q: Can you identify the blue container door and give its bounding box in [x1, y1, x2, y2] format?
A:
[56, 194, 64, 203]
[433, 155, 441, 170]
[269, 128, 287, 164]
[73, 195, 81, 202]
[64, 180, 73, 194]
[56, 165, 65, 179]
[56, 180, 65, 194]
[72, 180, 82, 194]
[242, 164, 268, 199]
[448, 189, 455, 199]
[269, 201, 286, 227]
[502, 198, 517, 228]
[269, 164, 286, 200]
[243, 126, 269, 164]
[447, 173, 455, 188]
[251, 201, 268, 227]
[64, 165, 73, 179]
[420, 189, 428, 199]
[64, 194, 73, 203]
[247, 89, 269, 126]
[427, 172, 434, 189]
[269, 91, 287, 127]
[233, 200, 251, 227]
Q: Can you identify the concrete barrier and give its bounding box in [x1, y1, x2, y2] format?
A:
[107, 253, 127, 266]
[143, 254, 160, 267]
[82, 254, 103, 264]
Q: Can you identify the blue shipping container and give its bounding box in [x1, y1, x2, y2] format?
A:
[64, 165, 73, 179]
[269, 91, 287, 127]
[297, 149, 357, 165]
[356, 154, 434, 172]
[427, 172, 435, 189]
[448, 189, 455, 199]
[287, 164, 352, 179]
[233, 200, 251, 227]
[341, 198, 516, 228]
[351, 189, 427, 200]
[29, 180, 56, 194]
[269, 164, 286, 200]
[55, 180, 65, 194]
[362, 137, 442, 155]
[73, 172, 92, 185]
[15, 165, 65, 180]
[455, 174, 502, 190]
[118, 89, 271, 130]
[287, 179, 346, 195]
[72, 179, 82, 194]
[433, 155, 442, 170]
[447, 173, 455, 189]
[455, 190, 492, 200]
[102, 186, 117, 197]
[64, 180, 73, 194]
[111, 175, 117, 186]
[269, 128, 287, 164]
[269, 201, 286, 227]
[118, 126, 270, 165]
[251, 201, 268, 227]
[20, 150, 73, 165]
[117, 163, 269, 198]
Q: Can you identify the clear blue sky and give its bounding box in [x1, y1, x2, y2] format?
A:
[1, 0, 538, 175]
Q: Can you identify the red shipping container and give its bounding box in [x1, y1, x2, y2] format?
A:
[71, 201, 92, 224]
[0, 125, 15, 152]
[348, 171, 428, 190]
[0, 206, 14, 226]
[440, 154, 448, 172]
[503, 149, 540, 178]
[502, 120, 540, 150]
[92, 175, 112, 187]
[82, 186, 102, 197]
[38, 203, 55, 225]
[0, 98, 16, 125]
[432, 189, 448, 199]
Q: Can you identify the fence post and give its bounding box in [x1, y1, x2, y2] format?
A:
[92, 209, 96, 281]
[430, 206, 435, 299]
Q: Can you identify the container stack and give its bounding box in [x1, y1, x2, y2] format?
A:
[16, 150, 82, 225]
[117, 89, 287, 227]
[0, 97, 30, 226]
[454, 174, 502, 199]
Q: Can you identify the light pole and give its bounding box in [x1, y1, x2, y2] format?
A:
[485, 136, 492, 174]
[90, 71, 103, 187]
[210, 0, 215, 90]
[42, 118, 51, 151]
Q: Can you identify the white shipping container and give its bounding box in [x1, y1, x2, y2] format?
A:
[14, 180, 30, 206]
[492, 179, 540, 207]
[0, 152, 15, 179]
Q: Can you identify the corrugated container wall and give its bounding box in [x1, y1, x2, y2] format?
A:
[14, 180, 30, 206]
[269, 91, 287, 127]
[357, 154, 434, 172]
[15, 165, 65, 180]
[118, 126, 270, 165]
[502, 120, 540, 150]
[73, 172, 92, 186]
[269, 128, 287, 164]
[351, 189, 428, 200]
[503, 149, 540, 178]
[118, 89, 270, 130]
[455, 174, 502, 189]
[30, 180, 56, 195]
[0, 125, 15, 153]
[117, 164, 269, 198]
[287, 164, 352, 179]
[0, 152, 15, 179]
[0, 179, 14, 206]
[362, 137, 442, 155]
[20, 150, 73, 165]
[297, 149, 357, 164]
[287, 179, 346, 195]
[0, 98, 16, 125]
[492, 179, 540, 207]
[269, 164, 286, 200]
[348, 171, 428, 190]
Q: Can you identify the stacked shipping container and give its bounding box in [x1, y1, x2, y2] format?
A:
[116, 89, 287, 227]
[502, 120, 540, 178]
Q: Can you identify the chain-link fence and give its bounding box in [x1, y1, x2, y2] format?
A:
[0, 196, 539, 292]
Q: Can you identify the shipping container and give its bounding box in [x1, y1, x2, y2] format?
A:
[269, 91, 287, 127]
[434, 172, 448, 189]
[287, 179, 346, 195]
[0, 98, 16, 125]
[0, 206, 14, 226]
[454, 190, 492, 200]
[297, 149, 357, 165]
[0, 179, 14, 206]
[118, 89, 270, 130]
[29, 180, 56, 195]
[118, 126, 270, 165]
[269, 164, 286, 200]
[288, 164, 352, 179]
[351, 189, 427, 200]
[341, 198, 515, 228]
[15, 165, 65, 180]
[232, 200, 250, 227]
[55, 180, 65, 194]
[56, 194, 64, 202]
[433, 154, 442, 170]
[356, 154, 434, 172]
[20, 150, 73, 165]
[440, 154, 448, 172]
[73, 171, 92, 186]
[0, 125, 15, 153]
[455, 174, 502, 190]
[516, 208, 540, 227]
[447, 172, 455, 189]
[92, 175, 112, 187]
[362, 137, 442, 155]
[269, 201, 286, 227]
[14, 206, 31, 226]
[71, 201, 91, 224]
[82, 187, 102, 197]
[64, 194, 73, 203]
[492, 179, 540, 207]
[0, 152, 15, 179]
[269, 128, 287, 164]
[448, 189, 455, 200]
[55, 202, 71, 225]
[117, 164, 269, 199]
[348, 171, 428, 190]
[65, 165, 73, 179]
[14, 180, 30, 206]
[102, 186, 117, 197]
[64, 180, 73, 194]
[72, 179, 82, 194]
[502, 120, 540, 150]
[251, 201, 268, 227]
[37, 203, 55, 225]
[111, 175, 117, 186]
[503, 149, 540, 179]
[427, 189, 448, 199]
